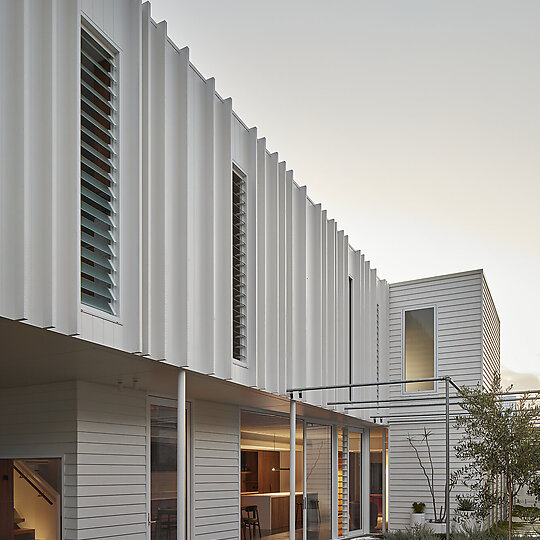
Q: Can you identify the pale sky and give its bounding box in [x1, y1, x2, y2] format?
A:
[148, 0, 540, 388]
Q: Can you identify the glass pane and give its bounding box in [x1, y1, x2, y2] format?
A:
[370, 428, 384, 533]
[305, 423, 331, 540]
[337, 428, 345, 536]
[240, 410, 303, 539]
[151, 405, 177, 539]
[405, 307, 435, 391]
[349, 432, 362, 532]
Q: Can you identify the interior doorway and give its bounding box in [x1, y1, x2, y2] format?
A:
[0, 458, 61, 540]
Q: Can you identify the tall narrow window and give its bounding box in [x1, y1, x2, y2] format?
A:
[80, 28, 118, 314]
[232, 171, 247, 361]
[404, 307, 435, 392]
[348, 277, 353, 400]
[376, 303, 380, 401]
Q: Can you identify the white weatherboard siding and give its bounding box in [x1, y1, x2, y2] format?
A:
[482, 277, 500, 389]
[75, 382, 147, 539]
[0, 383, 77, 538]
[388, 422, 467, 529]
[192, 401, 240, 540]
[0, 381, 147, 539]
[388, 270, 486, 530]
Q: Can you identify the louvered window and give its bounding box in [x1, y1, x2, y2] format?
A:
[80, 29, 118, 315]
[232, 171, 247, 362]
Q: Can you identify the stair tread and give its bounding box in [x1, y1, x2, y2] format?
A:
[14, 517, 25, 524]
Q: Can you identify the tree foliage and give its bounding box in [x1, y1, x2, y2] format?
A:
[454, 375, 540, 539]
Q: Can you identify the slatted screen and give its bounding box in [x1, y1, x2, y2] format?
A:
[80, 29, 117, 314]
[232, 171, 247, 361]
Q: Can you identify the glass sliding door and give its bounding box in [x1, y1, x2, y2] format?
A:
[370, 428, 384, 533]
[304, 423, 332, 540]
[150, 404, 189, 539]
[150, 405, 177, 539]
[240, 410, 303, 538]
[349, 431, 362, 533]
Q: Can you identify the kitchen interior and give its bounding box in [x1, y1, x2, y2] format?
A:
[240, 411, 303, 539]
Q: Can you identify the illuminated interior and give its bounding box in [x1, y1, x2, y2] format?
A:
[0, 458, 61, 540]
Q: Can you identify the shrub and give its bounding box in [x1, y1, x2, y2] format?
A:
[382, 525, 527, 540]
[456, 497, 475, 512]
[382, 525, 438, 540]
[413, 502, 426, 514]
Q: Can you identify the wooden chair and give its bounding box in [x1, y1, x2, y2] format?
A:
[295, 500, 303, 525]
[243, 505, 262, 538]
[156, 508, 177, 540]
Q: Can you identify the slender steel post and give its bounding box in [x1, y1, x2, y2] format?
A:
[445, 376, 450, 540]
[177, 369, 186, 540]
[290, 399, 296, 540]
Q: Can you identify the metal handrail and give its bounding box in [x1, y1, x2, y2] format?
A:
[13, 464, 54, 505]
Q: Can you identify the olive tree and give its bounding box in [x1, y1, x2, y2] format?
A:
[454, 375, 540, 540]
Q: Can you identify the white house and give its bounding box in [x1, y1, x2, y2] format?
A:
[0, 1, 499, 539]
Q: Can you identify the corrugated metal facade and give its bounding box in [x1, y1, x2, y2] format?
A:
[0, 0, 387, 421]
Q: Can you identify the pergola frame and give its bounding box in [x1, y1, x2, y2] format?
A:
[287, 376, 460, 540]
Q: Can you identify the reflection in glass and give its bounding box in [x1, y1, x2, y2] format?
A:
[306, 423, 332, 540]
[349, 431, 362, 532]
[151, 405, 177, 539]
[405, 307, 435, 391]
[370, 428, 384, 533]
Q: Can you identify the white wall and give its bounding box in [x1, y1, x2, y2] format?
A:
[192, 400, 240, 540]
[74, 381, 148, 539]
[387, 270, 494, 530]
[0, 382, 77, 539]
[0, 380, 148, 539]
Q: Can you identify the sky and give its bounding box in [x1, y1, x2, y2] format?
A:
[148, 0, 540, 389]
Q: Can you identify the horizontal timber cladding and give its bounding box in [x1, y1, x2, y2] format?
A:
[75, 381, 148, 539]
[0, 383, 78, 539]
[387, 270, 495, 531]
[0, 381, 148, 539]
[482, 276, 501, 389]
[388, 420, 470, 530]
[192, 401, 240, 540]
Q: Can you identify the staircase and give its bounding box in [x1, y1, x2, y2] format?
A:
[14, 530, 36, 540]
[14, 511, 36, 540]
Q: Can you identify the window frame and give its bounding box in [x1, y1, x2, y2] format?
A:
[401, 304, 438, 395]
[79, 17, 121, 323]
[232, 163, 248, 366]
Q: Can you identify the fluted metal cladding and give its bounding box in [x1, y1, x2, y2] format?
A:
[0, 0, 389, 417]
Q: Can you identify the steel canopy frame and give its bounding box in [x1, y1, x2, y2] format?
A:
[287, 376, 459, 540]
